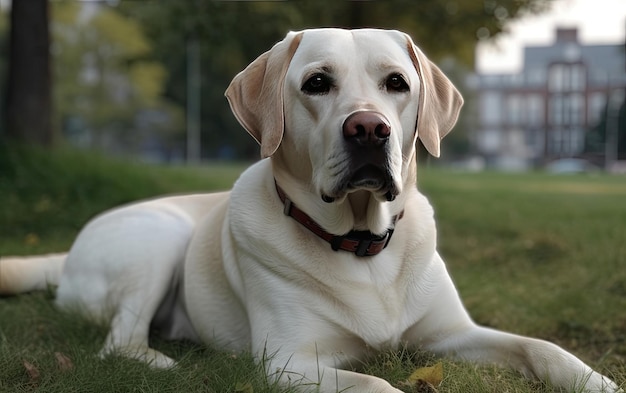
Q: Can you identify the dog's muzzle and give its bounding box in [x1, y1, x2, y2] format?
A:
[322, 111, 398, 203]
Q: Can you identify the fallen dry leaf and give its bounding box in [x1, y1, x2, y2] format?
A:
[23, 360, 40, 382]
[24, 233, 40, 246]
[399, 362, 443, 392]
[55, 352, 74, 372]
[407, 362, 443, 386]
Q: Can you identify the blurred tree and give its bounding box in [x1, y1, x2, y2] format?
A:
[52, 2, 183, 155]
[290, 0, 551, 64]
[0, 8, 8, 132]
[4, 0, 53, 146]
[120, 0, 549, 159]
[585, 97, 626, 162]
[119, 1, 299, 159]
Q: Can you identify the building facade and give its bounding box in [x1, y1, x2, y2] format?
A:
[472, 28, 626, 169]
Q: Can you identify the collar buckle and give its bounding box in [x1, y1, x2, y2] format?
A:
[355, 238, 373, 257]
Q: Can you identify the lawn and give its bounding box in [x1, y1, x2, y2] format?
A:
[1, 147, 625, 392]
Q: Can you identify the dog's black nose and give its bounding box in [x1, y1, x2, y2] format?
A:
[342, 111, 390, 147]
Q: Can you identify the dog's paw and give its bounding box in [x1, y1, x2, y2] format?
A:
[583, 372, 622, 393]
[99, 346, 177, 369]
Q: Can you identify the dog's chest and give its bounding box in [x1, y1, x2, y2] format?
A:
[324, 276, 416, 350]
[357, 294, 406, 349]
[284, 247, 429, 351]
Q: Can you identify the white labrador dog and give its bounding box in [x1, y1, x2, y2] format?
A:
[0, 28, 621, 393]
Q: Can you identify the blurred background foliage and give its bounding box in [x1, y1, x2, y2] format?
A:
[0, 0, 551, 161]
[53, 2, 183, 154]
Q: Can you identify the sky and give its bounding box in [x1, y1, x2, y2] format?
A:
[476, 0, 626, 74]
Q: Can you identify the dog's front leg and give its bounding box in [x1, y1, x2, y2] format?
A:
[263, 355, 404, 393]
[251, 333, 403, 393]
[422, 324, 622, 393]
[403, 254, 621, 392]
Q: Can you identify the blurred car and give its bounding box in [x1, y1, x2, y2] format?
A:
[545, 158, 601, 174]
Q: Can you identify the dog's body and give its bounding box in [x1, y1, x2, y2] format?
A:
[0, 29, 621, 393]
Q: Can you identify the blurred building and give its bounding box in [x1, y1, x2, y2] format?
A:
[471, 27, 626, 170]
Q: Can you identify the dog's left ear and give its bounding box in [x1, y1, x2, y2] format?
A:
[404, 34, 464, 157]
[225, 32, 303, 158]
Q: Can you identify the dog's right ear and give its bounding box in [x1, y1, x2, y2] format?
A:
[225, 32, 303, 158]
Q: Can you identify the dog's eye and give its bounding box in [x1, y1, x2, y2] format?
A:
[385, 74, 409, 93]
[302, 73, 332, 95]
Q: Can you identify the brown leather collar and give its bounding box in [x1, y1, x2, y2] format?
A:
[275, 182, 403, 257]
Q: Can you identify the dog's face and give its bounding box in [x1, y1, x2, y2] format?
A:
[281, 29, 421, 203]
[226, 28, 462, 215]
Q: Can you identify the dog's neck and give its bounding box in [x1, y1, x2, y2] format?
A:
[272, 164, 406, 237]
[274, 180, 403, 257]
[347, 190, 372, 229]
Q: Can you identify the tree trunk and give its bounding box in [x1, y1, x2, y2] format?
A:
[5, 0, 53, 146]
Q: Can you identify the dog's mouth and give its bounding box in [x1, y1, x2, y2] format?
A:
[322, 163, 398, 203]
[348, 165, 388, 190]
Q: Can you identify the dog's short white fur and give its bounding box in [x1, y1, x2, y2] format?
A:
[0, 29, 621, 393]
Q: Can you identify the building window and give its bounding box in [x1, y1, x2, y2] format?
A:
[549, 65, 564, 92]
[569, 128, 585, 155]
[527, 94, 544, 126]
[548, 63, 586, 93]
[479, 129, 501, 153]
[569, 94, 584, 126]
[525, 127, 544, 154]
[548, 128, 563, 155]
[588, 93, 606, 125]
[549, 94, 583, 127]
[570, 64, 586, 91]
[549, 95, 564, 126]
[507, 94, 523, 126]
[480, 92, 502, 126]
[547, 126, 585, 157]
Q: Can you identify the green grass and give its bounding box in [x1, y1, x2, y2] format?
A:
[0, 145, 247, 254]
[420, 171, 626, 352]
[1, 147, 625, 392]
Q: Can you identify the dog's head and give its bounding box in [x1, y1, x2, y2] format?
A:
[226, 28, 462, 233]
